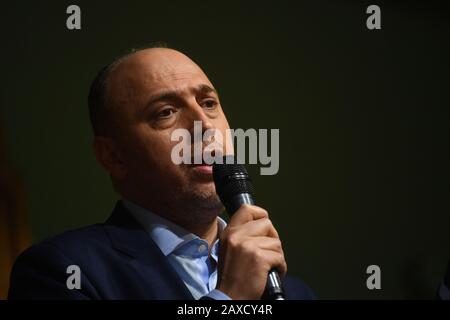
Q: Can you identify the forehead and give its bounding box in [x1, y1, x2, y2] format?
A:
[108, 48, 213, 99]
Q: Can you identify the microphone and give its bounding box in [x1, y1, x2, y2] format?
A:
[213, 155, 285, 300]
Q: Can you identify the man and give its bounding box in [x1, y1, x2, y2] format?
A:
[8, 46, 315, 300]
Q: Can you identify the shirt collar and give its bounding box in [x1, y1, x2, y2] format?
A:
[122, 199, 227, 257]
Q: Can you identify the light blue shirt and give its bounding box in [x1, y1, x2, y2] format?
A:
[122, 199, 231, 300]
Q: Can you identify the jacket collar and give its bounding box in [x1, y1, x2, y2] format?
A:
[103, 201, 194, 299]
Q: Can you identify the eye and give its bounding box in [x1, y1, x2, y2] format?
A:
[156, 107, 176, 119]
[202, 99, 218, 110]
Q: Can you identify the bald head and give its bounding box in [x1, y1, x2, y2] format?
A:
[88, 46, 212, 137]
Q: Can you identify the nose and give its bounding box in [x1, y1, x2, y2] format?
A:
[185, 101, 214, 138]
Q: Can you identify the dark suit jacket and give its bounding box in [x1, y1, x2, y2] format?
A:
[8, 201, 315, 300]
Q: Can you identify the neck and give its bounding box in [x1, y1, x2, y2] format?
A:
[161, 208, 221, 248]
[182, 217, 219, 248]
[123, 195, 223, 248]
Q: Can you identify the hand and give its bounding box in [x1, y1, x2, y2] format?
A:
[216, 204, 287, 300]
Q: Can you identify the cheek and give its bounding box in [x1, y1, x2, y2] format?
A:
[121, 128, 172, 168]
[143, 131, 183, 170]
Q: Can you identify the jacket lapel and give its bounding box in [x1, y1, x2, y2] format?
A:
[103, 201, 194, 299]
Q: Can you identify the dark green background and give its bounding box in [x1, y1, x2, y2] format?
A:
[1, 0, 449, 299]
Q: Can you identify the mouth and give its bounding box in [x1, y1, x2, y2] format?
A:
[185, 147, 220, 177]
[189, 163, 213, 175]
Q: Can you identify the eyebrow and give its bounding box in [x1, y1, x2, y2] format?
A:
[145, 84, 218, 110]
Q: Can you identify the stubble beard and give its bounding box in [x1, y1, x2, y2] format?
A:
[175, 181, 224, 226]
[140, 176, 225, 233]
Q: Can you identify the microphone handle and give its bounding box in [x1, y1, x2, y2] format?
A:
[226, 193, 286, 300]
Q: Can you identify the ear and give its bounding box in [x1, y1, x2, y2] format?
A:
[92, 136, 127, 179]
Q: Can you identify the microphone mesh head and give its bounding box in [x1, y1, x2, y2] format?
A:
[212, 156, 254, 203]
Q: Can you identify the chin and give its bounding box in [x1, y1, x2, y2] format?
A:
[192, 187, 218, 202]
[188, 187, 223, 209]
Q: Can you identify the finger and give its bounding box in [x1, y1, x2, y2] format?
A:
[246, 237, 284, 254]
[233, 218, 279, 239]
[257, 250, 288, 278]
[227, 205, 269, 227]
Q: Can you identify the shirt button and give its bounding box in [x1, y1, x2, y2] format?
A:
[198, 244, 207, 253]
